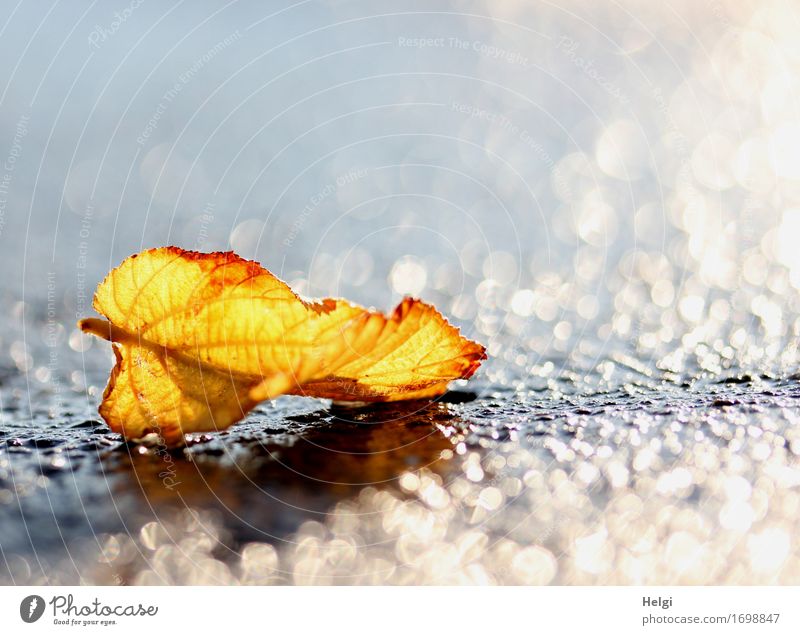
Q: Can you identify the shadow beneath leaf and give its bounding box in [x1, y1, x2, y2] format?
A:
[102, 399, 469, 542]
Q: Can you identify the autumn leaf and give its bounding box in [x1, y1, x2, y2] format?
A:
[79, 247, 485, 445]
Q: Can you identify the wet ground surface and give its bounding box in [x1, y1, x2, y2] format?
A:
[3, 344, 800, 584]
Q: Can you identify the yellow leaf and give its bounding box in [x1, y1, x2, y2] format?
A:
[79, 247, 485, 445]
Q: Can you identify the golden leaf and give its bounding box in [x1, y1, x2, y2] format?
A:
[79, 247, 485, 445]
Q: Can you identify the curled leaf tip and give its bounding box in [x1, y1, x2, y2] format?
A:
[80, 247, 486, 445]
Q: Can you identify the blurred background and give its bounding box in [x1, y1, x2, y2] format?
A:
[1, 0, 800, 585]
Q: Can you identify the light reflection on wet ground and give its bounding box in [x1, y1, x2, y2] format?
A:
[2, 355, 799, 584]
